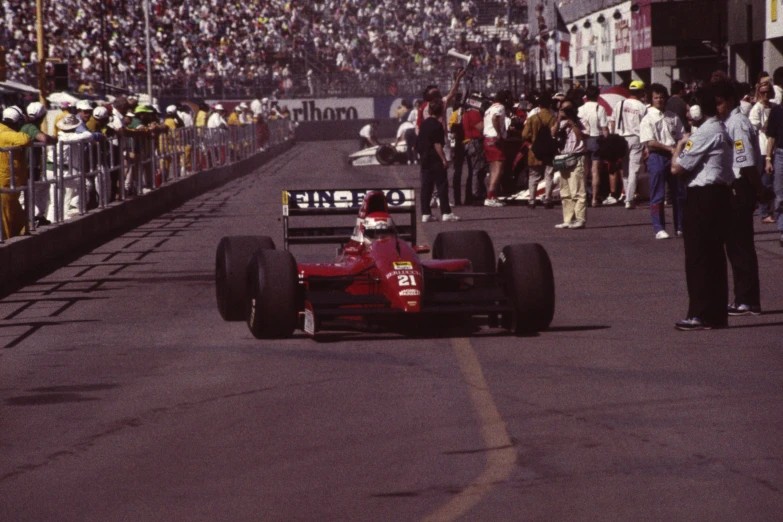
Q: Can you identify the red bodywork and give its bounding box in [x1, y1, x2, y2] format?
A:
[289, 191, 474, 332]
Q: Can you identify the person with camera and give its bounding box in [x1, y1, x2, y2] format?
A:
[553, 100, 588, 229]
[640, 84, 687, 239]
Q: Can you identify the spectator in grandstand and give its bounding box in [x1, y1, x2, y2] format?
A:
[521, 92, 556, 209]
[417, 97, 459, 223]
[640, 84, 687, 240]
[21, 102, 57, 227]
[610, 80, 647, 209]
[0, 106, 32, 238]
[578, 86, 610, 207]
[359, 120, 380, 150]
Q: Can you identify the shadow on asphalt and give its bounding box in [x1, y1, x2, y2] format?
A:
[727, 320, 783, 330]
[546, 325, 611, 332]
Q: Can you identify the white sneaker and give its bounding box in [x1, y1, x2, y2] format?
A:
[603, 195, 618, 205]
[655, 230, 670, 240]
[484, 198, 506, 207]
[422, 214, 438, 223]
[554, 222, 571, 229]
[568, 220, 586, 229]
[441, 213, 461, 222]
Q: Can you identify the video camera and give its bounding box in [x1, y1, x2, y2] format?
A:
[463, 92, 492, 115]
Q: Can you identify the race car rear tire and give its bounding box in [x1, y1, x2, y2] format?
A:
[376, 144, 397, 165]
[498, 243, 555, 334]
[215, 235, 275, 321]
[247, 249, 298, 339]
[432, 230, 496, 287]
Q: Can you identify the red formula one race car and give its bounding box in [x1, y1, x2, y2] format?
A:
[215, 188, 555, 338]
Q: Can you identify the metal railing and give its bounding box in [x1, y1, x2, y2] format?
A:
[0, 120, 292, 243]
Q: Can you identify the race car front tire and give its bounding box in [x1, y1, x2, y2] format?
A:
[247, 249, 298, 339]
[498, 243, 555, 334]
[432, 230, 496, 287]
[215, 235, 275, 321]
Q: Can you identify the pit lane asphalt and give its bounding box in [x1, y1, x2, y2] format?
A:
[1, 140, 782, 521]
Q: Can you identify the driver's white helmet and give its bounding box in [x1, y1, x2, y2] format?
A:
[361, 212, 396, 241]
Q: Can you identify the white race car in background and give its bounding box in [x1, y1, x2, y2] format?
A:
[348, 143, 409, 167]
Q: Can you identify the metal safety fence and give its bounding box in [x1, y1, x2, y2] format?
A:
[0, 120, 293, 243]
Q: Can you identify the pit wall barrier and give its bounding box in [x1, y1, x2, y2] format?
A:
[0, 121, 294, 295]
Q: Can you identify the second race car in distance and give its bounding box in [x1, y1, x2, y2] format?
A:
[215, 188, 555, 339]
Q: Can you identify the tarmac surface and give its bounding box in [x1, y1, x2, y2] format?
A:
[1, 140, 782, 521]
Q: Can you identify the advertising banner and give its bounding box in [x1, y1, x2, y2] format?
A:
[277, 98, 375, 122]
[632, 0, 652, 69]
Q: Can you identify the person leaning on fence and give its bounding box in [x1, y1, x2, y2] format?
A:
[0, 107, 32, 239]
[51, 114, 94, 220]
[161, 105, 183, 181]
[22, 102, 58, 227]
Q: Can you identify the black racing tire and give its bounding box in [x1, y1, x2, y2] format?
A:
[432, 230, 496, 287]
[375, 144, 397, 165]
[246, 249, 299, 339]
[498, 243, 555, 334]
[215, 235, 275, 321]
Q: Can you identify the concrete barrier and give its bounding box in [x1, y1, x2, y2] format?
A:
[0, 139, 295, 296]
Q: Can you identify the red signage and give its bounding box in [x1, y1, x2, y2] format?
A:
[632, 0, 652, 69]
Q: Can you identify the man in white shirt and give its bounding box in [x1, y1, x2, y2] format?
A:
[577, 85, 609, 207]
[639, 84, 687, 239]
[610, 81, 647, 209]
[207, 104, 228, 129]
[393, 119, 417, 164]
[359, 120, 380, 150]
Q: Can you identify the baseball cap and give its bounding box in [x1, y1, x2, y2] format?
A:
[238, 102, 248, 110]
[2, 106, 24, 123]
[93, 106, 109, 120]
[166, 104, 178, 114]
[26, 102, 46, 119]
[213, 104, 225, 111]
[629, 80, 646, 90]
[76, 100, 93, 111]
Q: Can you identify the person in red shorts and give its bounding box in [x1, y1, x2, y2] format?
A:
[483, 90, 513, 207]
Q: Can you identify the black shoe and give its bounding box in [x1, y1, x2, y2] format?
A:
[727, 303, 762, 316]
[34, 215, 51, 227]
[528, 200, 536, 209]
[675, 318, 712, 331]
[544, 200, 554, 209]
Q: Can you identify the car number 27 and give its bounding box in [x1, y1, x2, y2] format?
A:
[397, 275, 417, 286]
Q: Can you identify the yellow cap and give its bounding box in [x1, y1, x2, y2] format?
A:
[629, 80, 646, 90]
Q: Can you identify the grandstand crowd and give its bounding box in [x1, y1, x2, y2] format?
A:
[1, 0, 530, 97]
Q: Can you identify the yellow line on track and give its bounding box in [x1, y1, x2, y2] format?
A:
[386, 166, 515, 521]
[422, 337, 517, 522]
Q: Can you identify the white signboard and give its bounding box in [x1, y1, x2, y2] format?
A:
[768, 0, 783, 39]
[276, 98, 374, 122]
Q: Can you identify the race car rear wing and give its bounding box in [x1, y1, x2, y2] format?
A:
[282, 188, 417, 249]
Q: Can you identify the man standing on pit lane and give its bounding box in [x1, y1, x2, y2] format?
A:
[483, 90, 513, 207]
[417, 97, 460, 223]
[640, 84, 687, 240]
[764, 89, 783, 250]
[671, 85, 735, 331]
[462, 100, 487, 205]
[718, 80, 764, 317]
[610, 81, 647, 209]
[578, 86, 610, 207]
[521, 92, 556, 209]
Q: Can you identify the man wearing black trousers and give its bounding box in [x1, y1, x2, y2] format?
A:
[417, 98, 460, 223]
[671, 85, 736, 331]
[718, 80, 764, 316]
